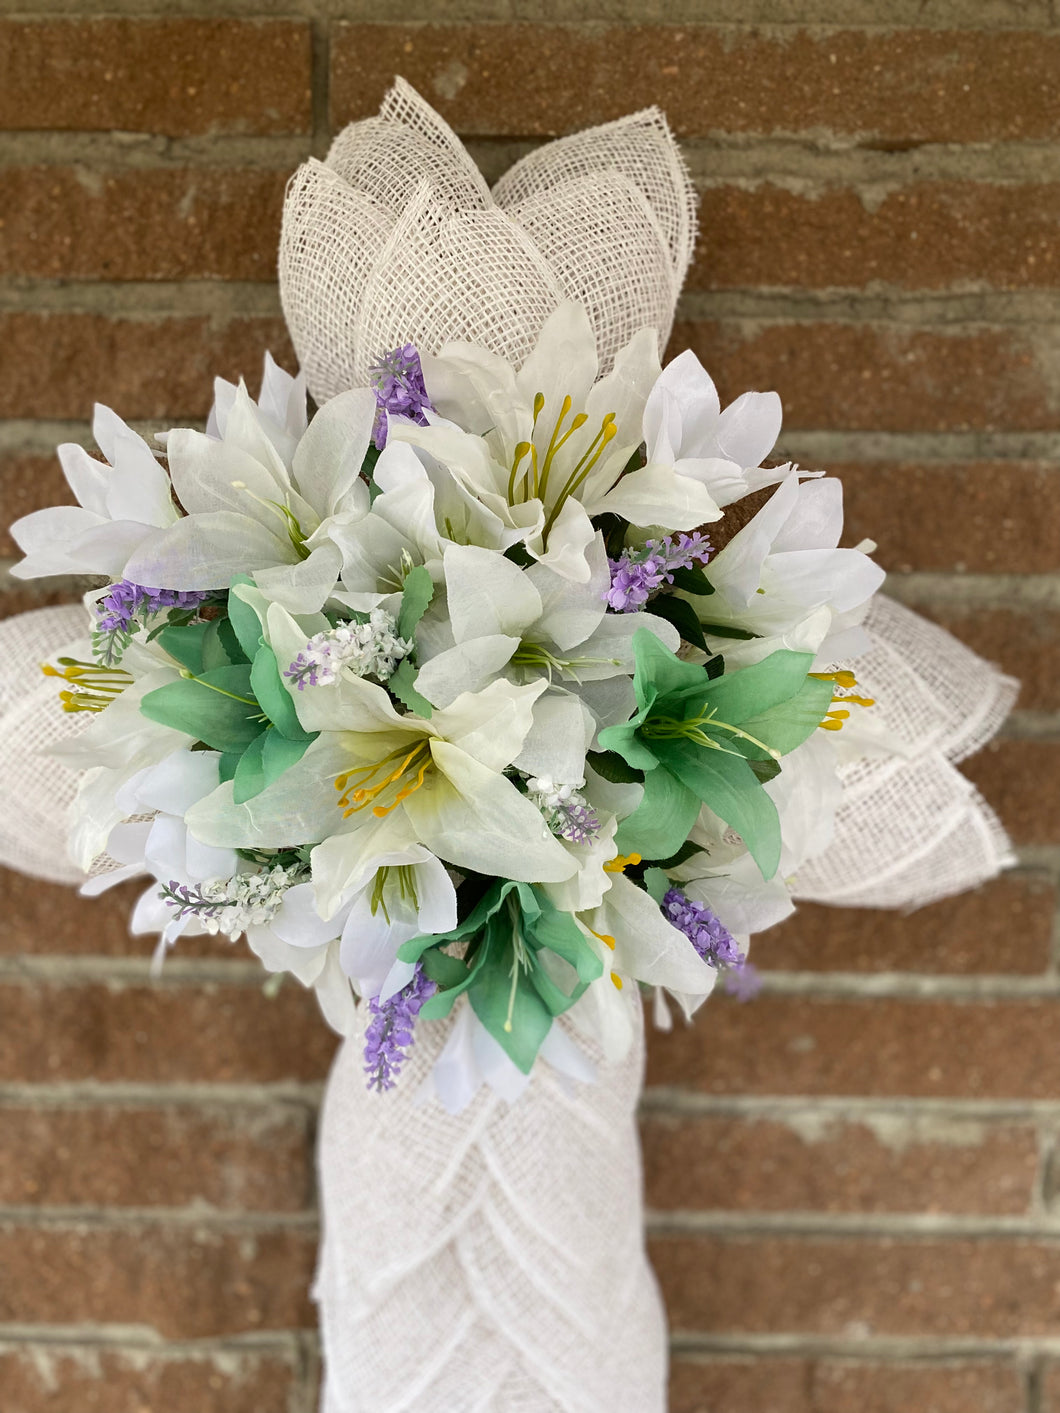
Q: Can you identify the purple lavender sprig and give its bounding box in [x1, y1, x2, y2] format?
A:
[363, 963, 437, 1092]
[93, 581, 213, 666]
[662, 885, 759, 1000]
[369, 343, 431, 450]
[159, 879, 231, 923]
[606, 532, 713, 613]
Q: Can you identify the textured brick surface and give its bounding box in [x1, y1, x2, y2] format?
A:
[653, 1234, 1060, 1337]
[0, 1347, 297, 1413]
[0, 20, 312, 135]
[0, 453, 73, 559]
[0, 313, 294, 421]
[0, 1104, 313, 1211]
[0, 167, 287, 283]
[964, 740, 1060, 846]
[642, 1112, 1039, 1215]
[645, 997, 1060, 1098]
[0, 1226, 316, 1337]
[331, 25, 1060, 142]
[837, 462, 1060, 574]
[669, 1357, 1021, 1413]
[0, 982, 338, 1084]
[761, 876, 1054, 974]
[669, 320, 1057, 433]
[694, 182, 1060, 291]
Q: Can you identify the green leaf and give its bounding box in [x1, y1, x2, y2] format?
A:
[261, 728, 315, 790]
[643, 594, 708, 653]
[218, 750, 242, 784]
[615, 765, 700, 860]
[669, 565, 714, 596]
[642, 866, 670, 905]
[389, 659, 433, 718]
[697, 621, 758, 641]
[227, 575, 264, 659]
[528, 893, 603, 989]
[748, 756, 783, 784]
[585, 749, 644, 785]
[156, 622, 207, 674]
[397, 564, 435, 641]
[737, 674, 835, 758]
[250, 643, 311, 739]
[232, 732, 267, 804]
[203, 615, 248, 669]
[469, 927, 554, 1074]
[705, 653, 725, 680]
[420, 950, 469, 990]
[140, 666, 262, 754]
[654, 738, 781, 878]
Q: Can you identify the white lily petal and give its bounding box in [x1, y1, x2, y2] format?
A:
[124, 513, 292, 591]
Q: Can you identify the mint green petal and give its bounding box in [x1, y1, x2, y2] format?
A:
[203, 616, 249, 669]
[614, 765, 700, 860]
[232, 731, 267, 805]
[397, 563, 435, 641]
[469, 933, 554, 1074]
[689, 649, 815, 724]
[250, 643, 311, 740]
[656, 738, 782, 878]
[140, 666, 260, 754]
[595, 714, 659, 772]
[398, 880, 508, 963]
[527, 892, 603, 987]
[389, 658, 433, 718]
[737, 674, 835, 757]
[631, 625, 707, 705]
[156, 621, 208, 674]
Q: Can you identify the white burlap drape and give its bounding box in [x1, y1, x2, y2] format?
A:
[0, 79, 1016, 1413]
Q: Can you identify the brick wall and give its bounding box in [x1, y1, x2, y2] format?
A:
[0, 4, 1055, 1411]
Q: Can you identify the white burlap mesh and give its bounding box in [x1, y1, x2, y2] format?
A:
[278, 79, 695, 405]
[315, 990, 668, 1413]
[0, 603, 91, 884]
[794, 595, 1019, 910]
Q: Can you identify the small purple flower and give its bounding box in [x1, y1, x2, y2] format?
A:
[363, 963, 437, 1092]
[662, 885, 757, 998]
[606, 532, 713, 613]
[369, 343, 431, 450]
[93, 582, 213, 665]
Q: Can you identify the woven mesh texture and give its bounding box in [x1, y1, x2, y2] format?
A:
[316, 990, 668, 1413]
[0, 604, 91, 883]
[794, 595, 1019, 910]
[279, 78, 696, 404]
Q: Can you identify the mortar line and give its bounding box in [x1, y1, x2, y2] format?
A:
[0, 1203, 320, 1232]
[645, 1210, 1060, 1239]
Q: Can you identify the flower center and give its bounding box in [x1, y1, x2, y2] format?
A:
[811, 670, 876, 732]
[230, 480, 310, 560]
[335, 739, 433, 819]
[505, 392, 618, 536]
[368, 864, 420, 922]
[643, 707, 782, 761]
[42, 658, 133, 713]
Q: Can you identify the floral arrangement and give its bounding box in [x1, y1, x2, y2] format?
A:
[11, 302, 885, 1108]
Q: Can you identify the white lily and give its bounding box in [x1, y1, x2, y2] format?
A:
[123, 383, 376, 613]
[643, 349, 792, 509]
[691, 472, 885, 662]
[11, 404, 180, 580]
[184, 673, 578, 885]
[393, 302, 721, 583]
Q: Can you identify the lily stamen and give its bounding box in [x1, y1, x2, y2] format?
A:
[335, 739, 433, 819]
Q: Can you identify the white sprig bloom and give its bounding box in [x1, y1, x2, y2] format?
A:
[11, 403, 180, 580]
[285, 609, 412, 689]
[123, 382, 377, 614]
[642, 348, 792, 509]
[392, 302, 721, 583]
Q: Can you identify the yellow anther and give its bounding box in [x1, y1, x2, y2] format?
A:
[589, 927, 617, 951]
[604, 853, 642, 874]
[335, 740, 433, 819]
[610, 971, 624, 990]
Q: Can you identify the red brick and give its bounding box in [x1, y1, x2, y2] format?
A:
[670, 1357, 1020, 1413]
[835, 462, 1060, 574]
[0, 167, 286, 283]
[642, 1113, 1038, 1215]
[0, 1104, 312, 1211]
[694, 183, 1060, 292]
[653, 1233, 1060, 1339]
[0, 1224, 315, 1337]
[331, 25, 1060, 143]
[0, 313, 294, 422]
[762, 876, 1054, 974]
[0, 20, 311, 136]
[0, 453, 72, 559]
[963, 740, 1060, 847]
[0, 981, 338, 1084]
[668, 320, 1057, 434]
[0, 586, 83, 621]
[903, 603, 1060, 714]
[645, 996, 1060, 1098]
[0, 1347, 297, 1413]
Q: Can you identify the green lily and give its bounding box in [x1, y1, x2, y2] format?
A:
[398, 879, 603, 1073]
[597, 628, 834, 877]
